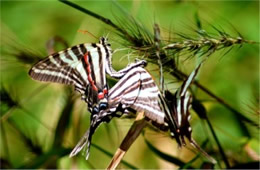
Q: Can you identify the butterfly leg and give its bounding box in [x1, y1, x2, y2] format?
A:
[106, 59, 147, 79]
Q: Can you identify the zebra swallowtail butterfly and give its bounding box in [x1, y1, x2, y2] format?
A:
[29, 37, 146, 114]
[70, 61, 216, 163]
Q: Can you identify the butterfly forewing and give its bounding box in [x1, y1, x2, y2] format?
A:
[29, 43, 108, 104]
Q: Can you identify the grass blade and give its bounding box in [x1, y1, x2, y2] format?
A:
[144, 138, 188, 168]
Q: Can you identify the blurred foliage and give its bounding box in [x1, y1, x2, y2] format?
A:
[0, 0, 259, 169]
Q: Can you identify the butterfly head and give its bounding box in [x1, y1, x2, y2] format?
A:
[99, 37, 111, 47]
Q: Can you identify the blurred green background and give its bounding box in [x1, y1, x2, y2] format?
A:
[0, 1, 259, 169]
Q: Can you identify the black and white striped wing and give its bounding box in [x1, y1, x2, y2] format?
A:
[175, 63, 202, 130]
[29, 45, 90, 97]
[108, 67, 166, 124]
[107, 66, 181, 137]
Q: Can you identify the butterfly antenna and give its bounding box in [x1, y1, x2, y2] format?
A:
[78, 30, 99, 40]
[105, 32, 110, 39]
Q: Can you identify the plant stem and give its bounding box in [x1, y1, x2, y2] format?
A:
[92, 144, 138, 169]
[205, 116, 230, 168]
[59, 0, 134, 42]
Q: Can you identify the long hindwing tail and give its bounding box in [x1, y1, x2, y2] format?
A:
[69, 129, 90, 158]
[190, 138, 217, 164]
[83, 116, 104, 160]
[69, 114, 104, 160]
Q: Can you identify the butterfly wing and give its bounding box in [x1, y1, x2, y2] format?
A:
[175, 62, 203, 135]
[107, 67, 169, 128]
[29, 44, 89, 95]
[29, 43, 110, 106]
